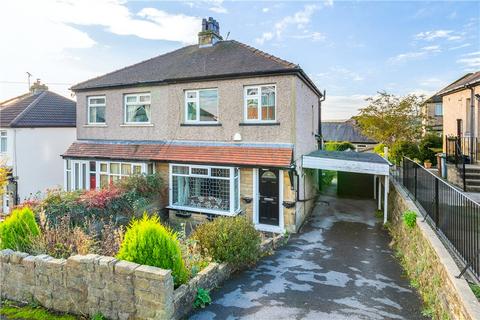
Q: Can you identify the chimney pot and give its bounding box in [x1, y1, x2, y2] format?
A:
[30, 79, 48, 94]
[198, 17, 222, 47]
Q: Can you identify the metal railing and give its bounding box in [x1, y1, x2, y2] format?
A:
[446, 136, 478, 164]
[391, 157, 480, 281]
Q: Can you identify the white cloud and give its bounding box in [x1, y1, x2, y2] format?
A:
[0, 0, 202, 101]
[291, 32, 326, 42]
[262, 8, 270, 13]
[389, 45, 442, 63]
[415, 29, 463, 41]
[255, 4, 326, 44]
[457, 52, 480, 69]
[449, 43, 471, 50]
[322, 94, 370, 120]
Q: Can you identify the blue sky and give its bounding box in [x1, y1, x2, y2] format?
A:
[1, 0, 479, 119]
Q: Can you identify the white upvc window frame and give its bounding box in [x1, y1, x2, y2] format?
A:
[87, 96, 106, 125]
[64, 160, 152, 191]
[124, 93, 151, 124]
[434, 103, 443, 116]
[184, 88, 219, 124]
[169, 163, 240, 215]
[0, 130, 7, 153]
[244, 84, 277, 123]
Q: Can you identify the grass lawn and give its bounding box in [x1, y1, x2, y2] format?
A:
[0, 301, 81, 320]
[470, 283, 480, 301]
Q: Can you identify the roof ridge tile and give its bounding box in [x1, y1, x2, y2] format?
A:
[10, 91, 47, 127]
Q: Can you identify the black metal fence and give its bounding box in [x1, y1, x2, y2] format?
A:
[446, 136, 478, 164]
[391, 157, 479, 281]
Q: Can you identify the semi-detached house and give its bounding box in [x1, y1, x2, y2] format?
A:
[64, 18, 323, 233]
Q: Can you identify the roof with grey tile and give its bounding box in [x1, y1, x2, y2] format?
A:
[437, 71, 480, 96]
[0, 91, 76, 128]
[71, 40, 321, 96]
[322, 120, 376, 144]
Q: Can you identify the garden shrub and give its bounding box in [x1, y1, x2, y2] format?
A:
[373, 143, 387, 157]
[116, 214, 188, 286]
[31, 213, 94, 259]
[0, 207, 40, 251]
[193, 288, 212, 309]
[192, 216, 261, 265]
[390, 141, 420, 165]
[324, 141, 355, 151]
[418, 134, 442, 165]
[402, 210, 417, 229]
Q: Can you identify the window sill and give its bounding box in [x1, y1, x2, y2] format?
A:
[180, 123, 222, 127]
[166, 205, 238, 216]
[120, 123, 154, 127]
[239, 122, 280, 126]
[83, 124, 107, 128]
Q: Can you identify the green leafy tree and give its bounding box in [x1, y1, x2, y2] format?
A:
[324, 141, 355, 151]
[354, 92, 427, 146]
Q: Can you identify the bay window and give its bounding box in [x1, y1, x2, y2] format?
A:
[244, 85, 276, 122]
[87, 96, 106, 124]
[124, 93, 151, 124]
[185, 89, 218, 123]
[170, 164, 240, 214]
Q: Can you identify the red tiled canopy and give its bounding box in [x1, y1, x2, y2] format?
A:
[63, 142, 293, 168]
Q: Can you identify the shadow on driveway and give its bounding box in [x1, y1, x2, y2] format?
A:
[189, 192, 426, 320]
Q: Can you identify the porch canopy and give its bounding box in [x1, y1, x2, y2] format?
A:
[302, 150, 391, 223]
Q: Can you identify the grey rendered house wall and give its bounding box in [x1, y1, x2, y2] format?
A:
[293, 77, 320, 228]
[76, 75, 297, 144]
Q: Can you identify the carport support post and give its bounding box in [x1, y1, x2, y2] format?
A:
[377, 177, 382, 210]
[373, 175, 377, 199]
[383, 175, 389, 224]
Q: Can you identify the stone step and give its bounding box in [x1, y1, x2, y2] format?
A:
[464, 168, 480, 174]
[464, 173, 480, 180]
[466, 179, 480, 186]
[466, 185, 480, 192]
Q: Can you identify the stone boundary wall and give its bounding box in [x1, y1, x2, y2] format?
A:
[0, 235, 284, 320]
[388, 180, 480, 320]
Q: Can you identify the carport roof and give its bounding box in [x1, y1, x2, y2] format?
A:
[305, 150, 389, 165]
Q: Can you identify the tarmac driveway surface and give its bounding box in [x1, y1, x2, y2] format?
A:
[189, 191, 426, 320]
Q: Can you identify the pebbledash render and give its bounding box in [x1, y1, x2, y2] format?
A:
[64, 18, 323, 233]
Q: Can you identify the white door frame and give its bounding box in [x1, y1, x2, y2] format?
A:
[253, 168, 285, 233]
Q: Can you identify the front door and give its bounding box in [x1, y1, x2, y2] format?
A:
[258, 168, 280, 226]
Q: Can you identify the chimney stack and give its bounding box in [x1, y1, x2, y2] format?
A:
[30, 79, 48, 94]
[198, 17, 222, 47]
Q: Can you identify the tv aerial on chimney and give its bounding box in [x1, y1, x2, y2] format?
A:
[26, 72, 32, 90]
[225, 31, 230, 40]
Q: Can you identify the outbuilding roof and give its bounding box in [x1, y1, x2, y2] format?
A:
[322, 120, 376, 144]
[71, 40, 321, 96]
[305, 150, 389, 165]
[63, 141, 293, 168]
[0, 91, 76, 128]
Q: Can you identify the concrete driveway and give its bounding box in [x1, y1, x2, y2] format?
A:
[189, 191, 426, 320]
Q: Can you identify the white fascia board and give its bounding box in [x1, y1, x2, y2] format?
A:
[302, 156, 389, 176]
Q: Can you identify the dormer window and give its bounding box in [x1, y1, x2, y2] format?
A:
[185, 89, 219, 123]
[244, 85, 276, 122]
[124, 93, 151, 124]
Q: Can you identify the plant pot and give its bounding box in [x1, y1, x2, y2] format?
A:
[424, 162, 432, 169]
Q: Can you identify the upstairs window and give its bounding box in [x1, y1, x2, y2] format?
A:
[124, 93, 151, 124]
[244, 85, 276, 122]
[434, 103, 443, 116]
[87, 96, 106, 124]
[0, 131, 6, 153]
[185, 89, 218, 123]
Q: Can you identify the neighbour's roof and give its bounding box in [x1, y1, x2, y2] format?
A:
[426, 94, 442, 103]
[63, 141, 293, 168]
[0, 91, 76, 128]
[437, 71, 480, 96]
[322, 120, 376, 144]
[305, 150, 389, 165]
[71, 40, 321, 96]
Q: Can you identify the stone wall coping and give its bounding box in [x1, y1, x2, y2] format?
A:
[392, 180, 480, 319]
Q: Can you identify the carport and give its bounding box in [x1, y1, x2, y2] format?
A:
[302, 150, 391, 223]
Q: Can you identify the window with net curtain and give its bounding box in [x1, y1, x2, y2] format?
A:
[124, 93, 151, 123]
[87, 96, 106, 124]
[245, 85, 276, 122]
[171, 165, 240, 213]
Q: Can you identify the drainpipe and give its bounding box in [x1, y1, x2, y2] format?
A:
[317, 90, 326, 150]
[469, 86, 475, 162]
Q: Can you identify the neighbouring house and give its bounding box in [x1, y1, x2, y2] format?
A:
[437, 71, 480, 191]
[423, 94, 443, 136]
[63, 18, 323, 233]
[0, 80, 76, 213]
[322, 119, 377, 151]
